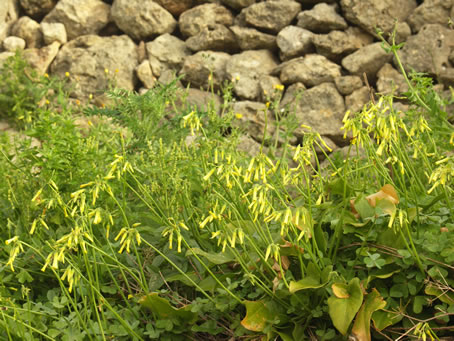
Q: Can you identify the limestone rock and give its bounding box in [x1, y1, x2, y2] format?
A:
[334, 75, 363, 96]
[23, 41, 60, 74]
[398, 24, 454, 76]
[278, 54, 341, 87]
[276, 26, 314, 61]
[280, 82, 306, 111]
[50, 35, 138, 99]
[179, 3, 233, 38]
[136, 60, 156, 89]
[0, 0, 20, 25]
[232, 101, 275, 142]
[221, 0, 256, 10]
[11, 16, 43, 48]
[344, 27, 374, 49]
[157, 69, 181, 87]
[237, 134, 263, 157]
[111, 0, 176, 41]
[41, 22, 67, 45]
[186, 24, 238, 52]
[225, 50, 279, 100]
[282, 82, 345, 140]
[181, 88, 223, 115]
[345, 86, 370, 114]
[342, 42, 392, 79]
[259, 75, 283, 102]
[376, 63, 408, 95]
[3, 36, 26, 51]
[441, 69, 454, 87]
[19, 0, 57, 19]
[180, 50, 231, 91]
[43, 0, 110, 40]
[146, 34, 191, 71]
[297, 3, 347, 33]
[340, 0, 417, 37]
[392, 22, 412, 44]
[241, 0, 301, 34]
[408, 0, 453, 33]
[153, 0, 194, 17]
[313, 31, 358, 62]
[230, 26, 276, 50]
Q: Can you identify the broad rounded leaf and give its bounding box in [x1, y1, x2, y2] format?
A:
[241, 300, 274, 332]
[328, 278, 363, 335]
[352, 289, 386, 341]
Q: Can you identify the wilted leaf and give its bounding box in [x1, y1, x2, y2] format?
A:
[332, 283, 349, 299]
[352, 289, 386, 341]
[241, 300, 274, 332]
[328, 278, 363, 335]
[366, 184, 399, 207]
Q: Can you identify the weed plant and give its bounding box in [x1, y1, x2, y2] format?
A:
[0, 37, 453, 341]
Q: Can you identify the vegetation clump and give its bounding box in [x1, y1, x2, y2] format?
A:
[0, 38, 453, 341]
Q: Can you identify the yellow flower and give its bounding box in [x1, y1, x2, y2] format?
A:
[273, 84, 284, 91]
[235, 113, 243, 119]
[104, 68, 109, 74]
[65, 72, 70, 77]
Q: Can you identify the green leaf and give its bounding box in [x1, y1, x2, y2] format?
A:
[413, 296, 427, 314]
[354, 196, 375, 220]
[425, 284, 454, 305]
[186, 247, 235, 265]
[328, 278, 363, 335]
[352, 289, 386, 341]
[372, 310, 402, 331]
[289, 262, 324, 293]
[241, 300, 274, 332]
[139, 293, 197, 324]
[16, 269, 33, 284]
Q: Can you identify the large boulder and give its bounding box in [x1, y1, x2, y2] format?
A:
[230, 26, 276, 50]
[50, 35, 138, 99]
[111, 0, 176, 41]
[225, 50, 279, 100]
[276, 54, 341, 87]
[153, 0, 194, 17]
[23, 41, 60, 74]
[408, 0, 454, 33]
[19, 0, 57, 19]
[221, 0, 256, 11]
[281, 82, 346, 141]
[313, 30, 359, 62]
[3, 36, 26, 51]
[146, 33, 191, 72]
[186, 24, 238, 52]
[340, 0, 417, 37]
[11, 16, 43, 48]
[180, 50, 231, 91]
[232, 101, 276, 142]
[398, 24, 454, 76]
[41, 22, 67, 45]
[376, 63, 408, 95]
[43, 0, 110, 40]
[334, 75, 363, 96]
[276, 26, 314, 61]
[0, 0, 20, 41]
[341, 42, 392, 80]
[179, 3, 233, 38]
[296, 3, 348, 33]
[240, 0, 301, 34]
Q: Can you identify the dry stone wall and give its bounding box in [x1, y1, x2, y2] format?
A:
[1, 0, 454, 152]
